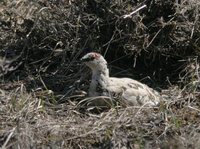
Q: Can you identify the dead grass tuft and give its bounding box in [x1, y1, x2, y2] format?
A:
[0, 0, 200, 148]
[0, 84, 200, 148]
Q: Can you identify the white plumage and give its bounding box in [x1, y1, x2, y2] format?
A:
[81, 52, 161, 106]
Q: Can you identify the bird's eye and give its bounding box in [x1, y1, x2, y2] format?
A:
[88, 56, 95, 61]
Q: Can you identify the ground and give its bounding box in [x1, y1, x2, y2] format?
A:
[0, 0, 200, 148]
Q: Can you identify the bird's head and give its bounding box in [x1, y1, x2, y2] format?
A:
[80, 52, 107, 71]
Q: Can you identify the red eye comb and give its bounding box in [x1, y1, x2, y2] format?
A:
[91, 52, 100, 59]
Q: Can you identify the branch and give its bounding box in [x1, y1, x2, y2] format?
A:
[123, 5, 147, 19]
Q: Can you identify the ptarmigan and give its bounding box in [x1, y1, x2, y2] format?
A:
[81, 52, 161, 106]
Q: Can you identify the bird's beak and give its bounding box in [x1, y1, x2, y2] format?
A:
[80, 57, 86, 62]
[80, 57, 94, 62]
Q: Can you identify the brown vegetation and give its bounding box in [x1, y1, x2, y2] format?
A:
[0, 0, 200, 148]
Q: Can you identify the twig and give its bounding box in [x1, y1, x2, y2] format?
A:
[1, 127, 16, 149]
[123, 5, 147, 18]
[188, 106, 200, 112]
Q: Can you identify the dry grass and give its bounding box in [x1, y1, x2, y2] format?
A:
[0, 0, 200, 148]
[0, 84, 200, 148]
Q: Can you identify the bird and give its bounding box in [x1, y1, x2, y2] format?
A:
[80, 52, 161, 107]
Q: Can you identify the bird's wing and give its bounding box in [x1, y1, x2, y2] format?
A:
[122, 87, 160, 106]
[107, 77, 160, 106]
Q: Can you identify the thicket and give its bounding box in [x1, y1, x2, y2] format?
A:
[0, 0, 199, 148]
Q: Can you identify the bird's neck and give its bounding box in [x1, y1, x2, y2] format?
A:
[92, 65, 109, 86]
[92, 68, 109, 78]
